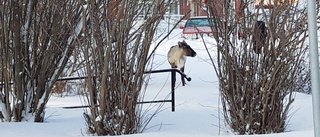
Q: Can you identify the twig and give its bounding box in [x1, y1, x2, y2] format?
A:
[147, 10, 191, 62]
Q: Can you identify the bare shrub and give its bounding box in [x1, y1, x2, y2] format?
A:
[206, 0, 311, 134]
[51, 81, 67, 94]
[0, 0, 82, 122]
[80, 0, 172, 135]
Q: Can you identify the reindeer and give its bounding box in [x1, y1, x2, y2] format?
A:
[168, 40, 196, 86]
[253, 21, 267, 54]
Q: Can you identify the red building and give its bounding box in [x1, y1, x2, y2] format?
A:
[177, 0, 241, 19]
[178, 0, 208, 19]
[176, 0, 301, 19]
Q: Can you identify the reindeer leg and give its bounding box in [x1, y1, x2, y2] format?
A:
[181, 67, 185, 86]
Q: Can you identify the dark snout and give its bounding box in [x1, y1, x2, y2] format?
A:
[191, 52, 196, 57]
[190, 50, 197, 57]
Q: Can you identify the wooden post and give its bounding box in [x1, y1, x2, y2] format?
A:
[171, 70, 176, 112]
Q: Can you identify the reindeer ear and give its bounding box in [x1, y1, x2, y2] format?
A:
[180, 40, 188, 46]
[178, 41, 182, 47]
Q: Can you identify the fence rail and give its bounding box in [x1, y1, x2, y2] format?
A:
[61, 69, 191, 112]
[1, 68, 191, 112]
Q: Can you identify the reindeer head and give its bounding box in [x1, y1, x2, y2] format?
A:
[178, 40, 197, 57]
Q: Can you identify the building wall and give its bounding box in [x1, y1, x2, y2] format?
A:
[179, 0, 191, 18]
[179, 0, 230, 19]
[177, 0, 302, 20]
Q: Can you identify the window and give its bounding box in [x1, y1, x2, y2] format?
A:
[185, 18, 214, 27]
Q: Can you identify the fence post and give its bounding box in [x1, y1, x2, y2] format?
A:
[171, 70, 176, 112]
[307, 0, 320, 136]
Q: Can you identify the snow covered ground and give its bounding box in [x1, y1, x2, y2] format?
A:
[0, 22, 315, 137]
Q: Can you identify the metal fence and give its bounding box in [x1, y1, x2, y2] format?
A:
[61, 68, 191, 112]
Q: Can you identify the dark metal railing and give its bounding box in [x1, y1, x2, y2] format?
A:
[139, 69, 191, 112]
[62, 69, 191, 112]
[2, 69, 191, 112]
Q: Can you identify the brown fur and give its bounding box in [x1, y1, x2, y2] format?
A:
[253, 21, 267, 54]
[167, 40, 196, 86]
